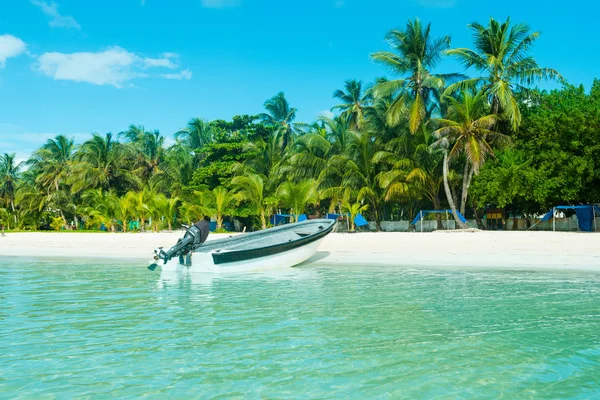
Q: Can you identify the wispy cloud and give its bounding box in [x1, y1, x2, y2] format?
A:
[143, 53, 179, 69]
[161, 69, 192, 80]
[416, 0, 457, 7]
[35, 46, 191, 87]
[201, 0, 241, 8]
[0, 35, 27, 68]
[31, 0, 81, 30]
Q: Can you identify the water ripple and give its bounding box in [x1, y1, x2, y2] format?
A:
[1, 260, 600, 398]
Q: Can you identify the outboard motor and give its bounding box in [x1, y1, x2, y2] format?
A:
[148, 220, 209, 270]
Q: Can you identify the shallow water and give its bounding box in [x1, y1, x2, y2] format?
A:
[1, 259, 600, 398]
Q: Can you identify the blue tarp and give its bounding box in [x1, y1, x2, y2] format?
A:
[411, 210, 468, 226]
[297, 214, 308, 222]
[270, 214, 294, 226]
[325, 213, 343, 220]
[354, 213, 368, 227]
[541, 205, 600, 232]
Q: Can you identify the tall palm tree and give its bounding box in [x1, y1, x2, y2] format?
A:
[260, 92, 301, 152]
[31, 135, 75, 193]
[71, 133, 139, 193]
[432, 90, 510, 220]
[445, 17, 561, 130]
[371, 19, 463, 134]
[120, 124, 147, 143]
[0, 153, 23, 224]
[332, 80, 372, 129]
[136, 130, 165, 182]
[151, 143, 195, 195]
[175, 118, 213, 151]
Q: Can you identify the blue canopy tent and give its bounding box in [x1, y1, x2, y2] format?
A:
[411, 210, 468, 232]
[538, 205, 600, 232]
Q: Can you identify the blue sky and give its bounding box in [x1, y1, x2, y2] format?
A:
[0, 0, 598, 161]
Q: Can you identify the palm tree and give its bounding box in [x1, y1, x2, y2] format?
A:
[371, 19, 463, 134]
[82, 189, 119, 232]
[320, 131, 383, 229]
[175, 118, 213, 151]
[276, 180, 319, 221]
[260, 92, 301, 152]
[157, 196, 180, 231]
[71, 133, 139, 193]
[127, 187, 155, 231]
[194, 186, 237, 230]
[151, 143, 195, 195]
[0, 153, 23, 225]
[31, 135, 75, 193]
[332, 80, 372, 129]
[115, 193, 135, 232]
[232, 173, 276, 229]
[136, 130, 165, 182]
[342, 200, 369, 232]
[120, 124, 147, 143]
[445, 17, 561, 130]
[432, 90, 510, 222]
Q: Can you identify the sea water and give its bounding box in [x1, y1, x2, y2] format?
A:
[1, 258, 600, 398]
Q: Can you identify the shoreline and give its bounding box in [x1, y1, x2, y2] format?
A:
[1, 231, 599, 272]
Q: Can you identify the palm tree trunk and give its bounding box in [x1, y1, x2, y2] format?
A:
[60, 210, 69, 230]
[471, 199, 485, 230]
[432, 195, 443, 230]
[260, 209, 266, 230]
[217, 215, 222, 229]
[10, 199, 17, 225]
[442, 150, 469, 229]
[460, 160, 470, 215]
[461, 167, 476, 216]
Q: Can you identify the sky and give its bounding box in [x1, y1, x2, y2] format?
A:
[1, 0, 598, 161]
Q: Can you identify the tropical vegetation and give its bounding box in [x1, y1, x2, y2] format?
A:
[1, 17, 598, 233]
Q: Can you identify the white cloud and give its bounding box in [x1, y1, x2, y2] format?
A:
[143, 53, 178, 69]
[161, 69, 192, 80]
[31, 0, 81, 30]
[201, 0, 240, 8]
[0, 35, 27, 68]
[35, 46, 192, 87]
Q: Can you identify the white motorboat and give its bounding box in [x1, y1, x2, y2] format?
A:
[148, 219, 335, 273]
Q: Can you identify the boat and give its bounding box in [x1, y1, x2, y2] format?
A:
[148, 219, 336, 273]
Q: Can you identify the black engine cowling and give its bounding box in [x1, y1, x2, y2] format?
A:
[155, 220, 210, 264]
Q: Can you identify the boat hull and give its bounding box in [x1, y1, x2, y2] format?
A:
[160, 237, 325, 273]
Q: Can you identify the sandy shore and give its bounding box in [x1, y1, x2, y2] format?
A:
[1, 230, 599, 271]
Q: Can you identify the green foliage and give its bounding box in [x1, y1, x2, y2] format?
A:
[50, 217, 64, 231]
[471, 82, 600, 212]
[7, 18, 598, 232]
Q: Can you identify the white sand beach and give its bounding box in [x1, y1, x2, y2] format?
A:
[1, 230, 599, 271]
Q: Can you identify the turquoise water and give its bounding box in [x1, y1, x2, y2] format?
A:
[1, 259, 600, 399]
